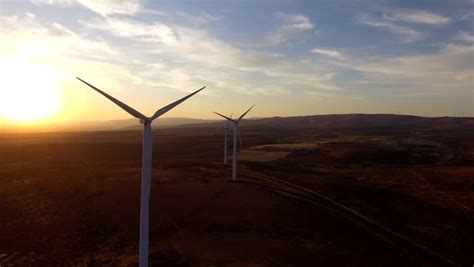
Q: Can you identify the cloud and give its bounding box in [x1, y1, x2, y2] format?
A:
[174, 11, 222, 26]
[78, 0, 141, 15]
[0, 13, 120, 79]
[48, 22, 76, 36]
[384, 10, 451, 25]
[310, 48, 345, 60]
[461, 11, 474, 20]
[82, 17, 179, 44]
[31, 0, 75, 5]
[355, 44, 474, 96]
[80, 16, 340, 96]
[455, 31, 474, 43]
[359, 15, 424, 42]
[31, 0, 141, 16]
[265, 12, 314, 45]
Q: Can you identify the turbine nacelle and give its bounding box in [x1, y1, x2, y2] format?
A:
[139, 118, 150, 125]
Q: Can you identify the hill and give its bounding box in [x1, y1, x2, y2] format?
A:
[1, 114, 472, 133]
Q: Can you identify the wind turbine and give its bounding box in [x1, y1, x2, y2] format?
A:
[76, 77, 205, 267]
[214, 105, 254, 182]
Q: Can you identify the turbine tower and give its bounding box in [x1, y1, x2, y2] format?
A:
[77, 77, 205, 267]
[223, 114, 232, 165]
[214, 105, 254, 181]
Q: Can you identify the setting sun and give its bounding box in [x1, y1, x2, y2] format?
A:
[0, 56, 61, 122]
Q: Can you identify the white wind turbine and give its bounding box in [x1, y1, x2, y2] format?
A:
[214, 105, 254, 181]
[76, 77, 205, 267]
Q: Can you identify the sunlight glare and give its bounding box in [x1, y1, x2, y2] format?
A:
[0, 56, 61, 122]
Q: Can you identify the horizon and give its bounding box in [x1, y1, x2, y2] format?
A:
[2, 112, 473, 134]
[0, 0, 473, 126]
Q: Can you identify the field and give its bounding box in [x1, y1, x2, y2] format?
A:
[0, 116, 473, 266]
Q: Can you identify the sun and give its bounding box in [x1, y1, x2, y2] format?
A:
[0, 56, 61, 122]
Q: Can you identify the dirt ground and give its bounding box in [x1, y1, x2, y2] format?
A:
[0, 124, 472, 266]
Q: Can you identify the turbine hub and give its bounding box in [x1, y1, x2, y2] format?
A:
[139, 118, 149, 125]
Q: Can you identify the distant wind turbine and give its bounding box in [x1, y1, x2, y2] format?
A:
[76, 77, 205, 267]
[214, 105, 254, 181]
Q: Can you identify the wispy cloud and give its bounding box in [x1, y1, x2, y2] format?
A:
[359, 15, 424, 43]
[461, 11, 474, 20]
[82, 17, 179, 44]
[31, 0, 75, 5]
[31, 0, 142, 16]
[78, 15, 340, 96]
[310, 48, 345, 60]
[384, 10, 451, 25]
[78, 0, 141, 15]
[354, 43, 474, 96]
[265, 12, 314, 45]
[455, 31, 474, 43]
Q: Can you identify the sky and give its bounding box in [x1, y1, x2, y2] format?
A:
[0, 0, 473, 125]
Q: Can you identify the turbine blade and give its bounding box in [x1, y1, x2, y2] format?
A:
[238, 105, 255, 121]
[77, 77, 147, 120]
[151, 86, 206, 120]
[214, 111, 235, 122]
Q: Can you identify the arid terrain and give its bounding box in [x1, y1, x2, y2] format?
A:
[0, 114, 473, 266]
